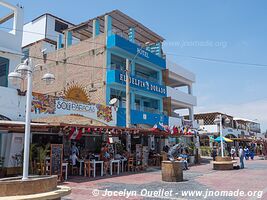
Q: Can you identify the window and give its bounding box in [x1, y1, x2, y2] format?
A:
[22, 48, 29, 62]
[111, 54, 126, 71]
[0, 57, 9, 87]
[55, 20, 68, 33]
[135, 63, 159, 83]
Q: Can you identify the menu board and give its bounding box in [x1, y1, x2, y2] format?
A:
[50, 144, 63, 179]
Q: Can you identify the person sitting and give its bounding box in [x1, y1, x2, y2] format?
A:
[70, 142, 79, 166]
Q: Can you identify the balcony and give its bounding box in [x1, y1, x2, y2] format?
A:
[0, 2, 23, 54]
[107, 34, 166, 69]
[163, 60, 195, 87]
[167, 86, 197, 107]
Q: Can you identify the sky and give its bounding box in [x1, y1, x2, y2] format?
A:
[2, 0, 267, 132]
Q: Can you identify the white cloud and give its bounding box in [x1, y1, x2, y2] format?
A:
[195, 99, 267, 132]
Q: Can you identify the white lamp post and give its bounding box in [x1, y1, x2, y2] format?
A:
[8, 58, 55, 180]
[214, 114, 230, 157]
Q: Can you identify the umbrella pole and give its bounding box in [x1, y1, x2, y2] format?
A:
[220, 114, 224, 157]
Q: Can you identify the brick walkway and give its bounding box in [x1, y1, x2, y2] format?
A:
[62, 158, 267, 200]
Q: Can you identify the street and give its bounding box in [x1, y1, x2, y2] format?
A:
[62, 158, 267, 200]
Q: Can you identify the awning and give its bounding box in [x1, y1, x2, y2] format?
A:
[215, 137, 234, 143]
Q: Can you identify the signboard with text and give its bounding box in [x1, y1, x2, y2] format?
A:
[31, 93, 116, 126]
[107, 70, 167, 96]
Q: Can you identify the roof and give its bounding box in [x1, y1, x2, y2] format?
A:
[32, 115, 107, 126]
[68, 9, 164, 45]
[233, 118, 259, 124]
[0, 120, 49, 126]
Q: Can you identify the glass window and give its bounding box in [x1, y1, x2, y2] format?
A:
[22, 48, 29, 62]
[135, 63, 158, 83]
[55, 20, 68, 33]
[0, 57, 9, 87]
[111, 54, 126, 71]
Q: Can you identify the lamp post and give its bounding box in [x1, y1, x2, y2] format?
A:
[214, 114, 230, 157]
[8, 59, 55, 180]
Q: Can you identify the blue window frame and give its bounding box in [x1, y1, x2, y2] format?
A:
[0, 57, 9, 87]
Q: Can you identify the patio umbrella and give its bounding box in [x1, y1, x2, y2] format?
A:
[215, 137, 233, 143]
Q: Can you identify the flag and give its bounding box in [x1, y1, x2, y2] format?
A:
[69, 127, 83, 140]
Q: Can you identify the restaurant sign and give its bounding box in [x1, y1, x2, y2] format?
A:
[107, 70, 166, 96]
[31, 93, 116, 126]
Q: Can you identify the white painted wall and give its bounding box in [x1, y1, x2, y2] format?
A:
[0, 1, 23, 53]
[169, 116, 183, 127]
[0, 86, 26, 120]
[167, 86, 197, 106]
[166, 60, 196, 83]
[22, 14, 79, 48]
[22, 15, 46, 47]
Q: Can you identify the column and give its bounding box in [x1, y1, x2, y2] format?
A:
[104, 15, 112, 36]
[189, 107, 194, 122]
[57, 34, 63, 49]
[128, 27, 135, 42]
[188, 84, 193, 95]
[66, 31, 72, 47]
[131, 61, 135, 76]
[131, 92, 135, 110]
[93, 19, 100, 38]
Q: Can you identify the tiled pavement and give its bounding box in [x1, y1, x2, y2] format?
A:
[62, 158, 267, 200]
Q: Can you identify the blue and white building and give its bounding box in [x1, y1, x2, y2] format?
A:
[22, 10, 197, 128]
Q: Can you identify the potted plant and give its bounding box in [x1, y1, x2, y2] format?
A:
[188, 142, 196, 164]
[36, 144, 50, 175]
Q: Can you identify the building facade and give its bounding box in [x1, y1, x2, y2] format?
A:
[193, 112, 261, 139]
[22, 10, 197, 128]
[0, 1, 25, 168]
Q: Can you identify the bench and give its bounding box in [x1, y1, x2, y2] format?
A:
[213, 160, 237, 170]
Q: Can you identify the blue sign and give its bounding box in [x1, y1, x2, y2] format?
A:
[107, 34, 166, 69]
[107, 70, 167, 96]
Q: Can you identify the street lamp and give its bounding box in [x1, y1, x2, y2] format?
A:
[214, 114, 230, 157]
[8, 58, 55, 180]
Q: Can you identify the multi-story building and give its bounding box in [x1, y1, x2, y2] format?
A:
[193, 112, 261, 139]
[0, 1, 25, 168]
[22, 13, 77, 53]
[22, 10, 197, 128]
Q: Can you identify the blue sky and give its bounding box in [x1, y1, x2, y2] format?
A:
[2, 0, 267, 131]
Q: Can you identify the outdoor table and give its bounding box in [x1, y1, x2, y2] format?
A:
[120, 158, 127, 172]
[62, 162, 68, 180]
[78, 160, 84, 175]
[93, 160, 104, 177]
[110, 159, 120, 175]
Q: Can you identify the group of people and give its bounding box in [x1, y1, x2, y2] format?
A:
[70, 142, 128, 176]
[167, 143, 190, 170]
[229, 144, 256, 161]
[212, 142, 261, 170]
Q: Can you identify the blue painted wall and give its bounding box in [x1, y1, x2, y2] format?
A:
[117, 107, 168, 127]
[107, 34, 166, 69]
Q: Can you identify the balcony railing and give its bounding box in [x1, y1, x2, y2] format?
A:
[167, 86, 197, 106]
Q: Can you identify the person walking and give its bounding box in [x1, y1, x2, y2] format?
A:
[230, 146, 236, 160]
[244, 146, 250, 160]
[239, 146, 245, 169]
[211, 146, 217, 161]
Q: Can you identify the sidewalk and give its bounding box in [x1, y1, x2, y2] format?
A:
[62, 157, 267, 200]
